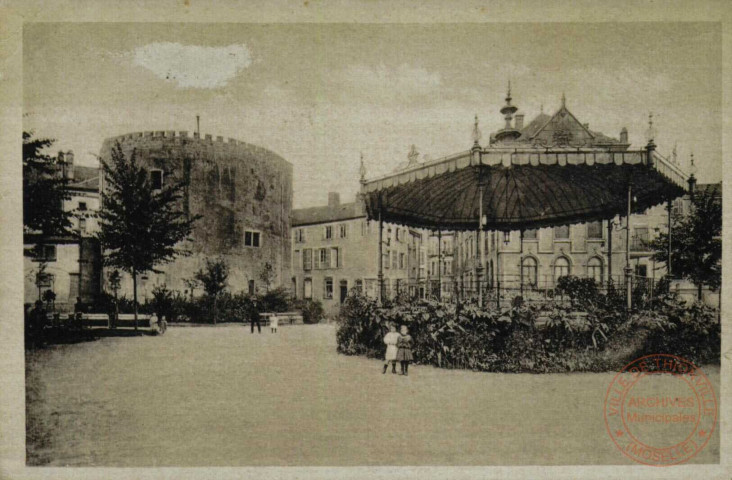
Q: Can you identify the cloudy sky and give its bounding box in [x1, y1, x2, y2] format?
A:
[24, 23, 721, 208]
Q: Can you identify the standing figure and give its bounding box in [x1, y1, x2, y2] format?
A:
[270, 314, 278, 333]
[396, 324, 414, 376]
[250, 299, 262, 334]
[382, 323, 399, 374]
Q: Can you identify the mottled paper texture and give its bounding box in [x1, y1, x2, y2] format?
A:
[1, 1, 731, 479]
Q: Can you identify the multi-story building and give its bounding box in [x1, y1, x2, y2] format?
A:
[425, 231, 455, 299]
[23, 152, 103, 310]
[291, 192, 420, 317]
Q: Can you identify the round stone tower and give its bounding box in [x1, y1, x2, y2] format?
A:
[99, 131, 293, 299]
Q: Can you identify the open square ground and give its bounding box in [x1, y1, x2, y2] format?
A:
[25, 324, 720, 466]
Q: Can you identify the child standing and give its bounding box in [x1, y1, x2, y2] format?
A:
[396, 325, 414, 376]
[270, 314, 278, 333]
[382, 323, 399, 374]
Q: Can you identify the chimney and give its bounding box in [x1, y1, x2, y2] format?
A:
[328, 192, 340, 208]
[620, 127, 628, 144]
[65, 150, 75, 180]
[515, 114, 524, 131]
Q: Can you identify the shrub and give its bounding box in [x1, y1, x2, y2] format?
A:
[335, 291, 720, 373]
[294, 299, 324, 324]
[259, 287, 291, 313]
[556, 276, 598, 308]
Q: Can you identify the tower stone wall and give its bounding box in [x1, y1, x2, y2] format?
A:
[99, 131, 293, 298]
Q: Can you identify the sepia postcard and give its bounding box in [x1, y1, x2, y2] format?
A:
[1, 1, 730, 479]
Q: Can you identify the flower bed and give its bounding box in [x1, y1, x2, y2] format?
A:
[336, 289, 719, 373]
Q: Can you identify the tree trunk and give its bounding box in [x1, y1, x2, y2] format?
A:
[132, 269, 138, 331]
[698, 283, 703, 301]
[113, 290, 118, 329]
[213, 294, 217, 325]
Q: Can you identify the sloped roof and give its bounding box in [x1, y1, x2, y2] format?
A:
[494, 107, 624, 149]
[68, 166, 100, 191]
[292, 201, 365, 226]
[518, 113, 551, 140]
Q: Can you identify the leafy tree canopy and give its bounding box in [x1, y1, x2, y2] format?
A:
[650, 188, 721, 294]
[97, 142, 199, 277]
[195, 257, 230, 298]
[22, 131, 72, 238]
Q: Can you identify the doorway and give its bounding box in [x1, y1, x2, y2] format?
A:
[339, 280, 348, 304]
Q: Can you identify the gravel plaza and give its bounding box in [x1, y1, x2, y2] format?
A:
[25, 324, 720, 467]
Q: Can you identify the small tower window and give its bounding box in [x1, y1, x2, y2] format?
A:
[150, 169, 163, 190]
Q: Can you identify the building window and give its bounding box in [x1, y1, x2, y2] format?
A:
[330, 247, 340, 268]
[361, 220, 369, 236]
[672, 199, 683, 216]
[522, 257, 538, 288]
[503, 231, 511, 244]
[339, 224, 348, 238]
[587, 221, 603, 239]
[303, 248, 312, 270]
[554, 225, 570, 240]
[635, 264, 648, 278]
[150, 169, 163, 190]
[355, 279, 363, 293]
[554, 257, 570, 283]
[324, 226, 333, 240]
[78, 201, 88, 211]
[523, 229, 537, 240]
[25, 245, 57, 262]
[444, 259, 452, 275]
[295, 228, 305, 243]
[304, 278, 312, 299]
[79, 217, 87, 233]
[588, 257, 603, 284]
[248, 279, 255, 295]
[399, 253, 405, 269]
[324, 277, 333, 299]
[244, 230, 261, 247]
[317, 248, 328, 269]
[384, 249, 390, 269]
[392, 251, 398, 269]
[632, 227, 650, 251]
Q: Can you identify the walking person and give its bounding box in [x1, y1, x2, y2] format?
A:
[396, 324, 414, 376]
[382, 323, 399, 374]
[250, 299, 262, 334]
[270, 314, 278, 333]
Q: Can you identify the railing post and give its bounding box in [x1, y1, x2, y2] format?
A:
[378, 207, 384, 304]
[625, 180, 633, 311]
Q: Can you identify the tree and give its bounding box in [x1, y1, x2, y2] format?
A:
[23, 131, 72, 237]
[195, 257, 229, 324]
[259, 261, 275, 292]
[97, 142, 199, 329]
[650, 189, 721, 300]
[108, 270, 122, 327]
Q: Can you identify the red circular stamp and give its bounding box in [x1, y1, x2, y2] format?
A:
[604, 354, 717, 466]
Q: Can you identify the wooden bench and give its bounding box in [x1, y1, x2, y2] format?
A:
[259, 312, 304, 325]
[116, 314, 152, 329]
[84, 313, 110, 328]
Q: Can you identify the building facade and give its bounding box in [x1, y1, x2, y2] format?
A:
[291, 192, 422, 317]
[23, 153, 103, 310]
[99, 131, 293, 300]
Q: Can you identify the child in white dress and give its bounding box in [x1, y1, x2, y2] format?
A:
[382, 323, 399, 374]
[270, 314, 278, 333]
